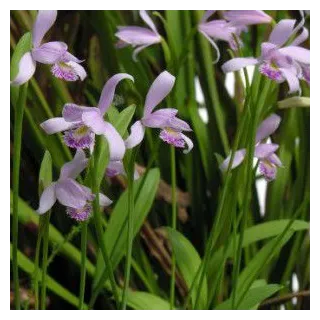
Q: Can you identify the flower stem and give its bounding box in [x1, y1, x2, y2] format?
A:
[79, 221, 88, 310]
[34, 224, 43, 310]
[40, 211, 51, 310]
[170, 146, 177, 310]
[91, 150, 120, 309]
[12, 82, 28, 309]
[121, 151, 136, 310]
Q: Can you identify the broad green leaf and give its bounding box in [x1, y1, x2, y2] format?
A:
[113, 105, 136, 136]
[127, 291, 171, 310]
[215, 283, 282, 310]
[209, 219, 309, 278]
[39, 151, 52, 190]
[163, 227, 207, 309]
[94, 168, 160, 287]
[10, 244, 85, 308]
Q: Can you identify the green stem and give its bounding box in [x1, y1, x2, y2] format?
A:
[79, 222, 88, 310]
[33, 226, 42, 310]
[121, 152, 136, 310]
[91, 152, 120, 309]
[40, 212, 51, 310]
[170, 146, 177, 310]
[231, 79, 272, 309]
[12, 82, 28, 309]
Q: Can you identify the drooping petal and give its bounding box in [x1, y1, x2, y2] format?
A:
[62, 103, 93, 122]
[65, 61, 87, 81]
[221, 57, 258, 73]
[198, 30, 221, 64]
[61, 51, 84, 63]
[10, 52, 36, 86]
[255, 114, 281, 143]
[168, 117, 192, 132]
[40, 117, 75, 134]
[104, 123, 126, 161]
[254, 143, 279, 159]
[181, 133, 194, 154]
[279, 68, 300, 93]
[115, 27, 160, 46]
[80, 185, 112, 207]
[32, 10, 57, 48]
[140, 10, 159, 34]
[200, 10, 216, 23]
[142, 108, 178, 128]
[268, 19, 296, 46]
[55, 178, 91, 209]
[220, 149, 246, 171]
[60, 149, 88, 180]
[125, 120, 145, 149]
[223, 10, 272, 25]
[144, 71, 175, 116]
[278, 46, 310, 64]
[269, 153, 283, 167]
[37, 182, 56, 214]
[97, 73, 134, 114]
[82, 109, 106, 134]
[291, 27, 309, 46]
[32, 41, 68, 64]
[106, 160, 125, 177]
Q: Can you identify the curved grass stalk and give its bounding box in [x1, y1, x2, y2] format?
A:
[79, 222, 88, 310]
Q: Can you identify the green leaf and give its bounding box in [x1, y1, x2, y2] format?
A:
[39, 151, 52, 191]
[10, 244, 86, 308]
[126, 291, 171, 310]
[93, 135, 110, 188]
[215, 282, 282, 310]
[278, 96, 310, 109]
[163, 227, 207, 309]
[209, 220, 309, 277]
[10, 32, 32, 108]
[113, 104, 136, 137]
[93, 168, 160, 287]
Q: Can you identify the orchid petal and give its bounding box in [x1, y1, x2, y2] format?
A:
[115, 27, 160, 46]
[220, 149, 246, 171]
[65, 61, 87, 81]
[40, 117, 75, 134]
[224, 10, 272, 25]
[181, 134, 194, 154]
[269, 153, 283, 167]
[278, 46, 310, 64]
[133, 44, 153, 61]
[125, 120, 145, 149]
[144, 71, 175, 116]
[142, 108, 178, 128]
[97, 73, 134, 114]
[62, 51, 84, 63]
[198, 30, 221, 64]
[37, 182, 56, 214]
[32, 10, 57, 48]
[81, 185, 111, 206]
[255, 114, 281, 143]
[10, 52, 36, 86]
[280, 68, 301, 93]
[60, 149, 88, 180]
[62, 103, 93, 122]
[55, 178, 90, 209]
[82, 109, 106, 134]
[254, 143, 279, 159]
[222, 57, 258, 73]
[32, 41, 68, 64]
[104, 123, 126, 161]
[139, 10, 158, 34]
[291, 27, 309, 46]
[200, 10, 216, 23]
[106, 160, 125, 177]
[168, 117, 192, 132]
[268, 19, 296, 46]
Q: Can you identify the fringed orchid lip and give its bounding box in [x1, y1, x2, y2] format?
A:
[259, 62, 283, 82]
[259, 160, 277, 181]
[51, 62, 79, 81]
[63, 125, 94, 149]
[159, 128, 185, 148]
[66, 203, 92, 221]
